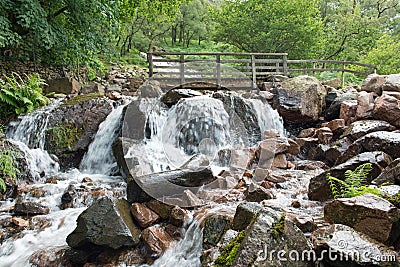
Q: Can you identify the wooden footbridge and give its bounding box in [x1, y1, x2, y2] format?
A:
[147, 52, 376, 90]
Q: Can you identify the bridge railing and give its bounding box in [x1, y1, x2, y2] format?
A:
[147, 52, 376, 89]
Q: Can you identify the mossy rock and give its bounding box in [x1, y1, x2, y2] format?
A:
[46, 121, 84, 153]
[63, 93, 103, 106]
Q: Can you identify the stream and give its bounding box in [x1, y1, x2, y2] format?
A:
[0, 91, 319, 267]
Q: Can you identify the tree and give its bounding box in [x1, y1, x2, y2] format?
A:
[213, 0, 324, 59]
[360, 34, 400, 74]
[0, 0, 118, 68]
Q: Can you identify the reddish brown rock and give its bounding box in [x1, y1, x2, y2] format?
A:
[12, 217, 29, 227]
[340, 99, 357, 125]
[361, 74, 386, 95]
[297, 128, 316, 138]
[130, 203, 160, 228]
[373, 93, 400, 127]
[382, 74, 400, 92]
[146, 200, 173, 220]
[142, 226, 175, 255]
[356, 91, 375, 119]
[245, 184, 274, 202]
[170, 206, 188, 227]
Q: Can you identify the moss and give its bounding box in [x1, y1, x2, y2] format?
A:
[248, 253, 258, 267]
[270, 214, 286, 239]
[215, 230, 246, 266]
[46, 121, 83, 151]
[63, 93, 103, 106]
[387, 193, 400, 208]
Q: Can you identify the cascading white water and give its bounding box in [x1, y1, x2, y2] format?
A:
[6, 100, 62, 180]
[249, 98, 285, 136]
[80, 102, 129, 175]
[125, 94, 285, 175]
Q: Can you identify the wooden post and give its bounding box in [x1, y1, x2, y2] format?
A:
[251, 54, 256, 89]
[148, 53, 153, 77]
[180, 53, 185, 88]
[341, 63, 345, 86]
[216, 54, 221, 89]
[282, 54, 288, 76]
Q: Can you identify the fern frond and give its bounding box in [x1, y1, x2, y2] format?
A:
[0, 178, 6, 193]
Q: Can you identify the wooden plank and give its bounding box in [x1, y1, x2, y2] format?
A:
[251, 55, 256, 89]
[150, 52, 288, 56]
[283, 54, 288, 76]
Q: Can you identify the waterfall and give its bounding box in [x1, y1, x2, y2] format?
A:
[124, 94, 285, 175]
[80, 102, 129, 175]
[6, 100, 62, 179]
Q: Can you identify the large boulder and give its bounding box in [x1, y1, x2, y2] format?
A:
[141, 225, 175, 255]
[44, 77, 80, 95]
[336, 131, 400, 165]
[308, 151, 392, 201]
[45, 95, 113, 169]
[373, 94, 400, 127]
[67, 197, 141, 250]
[311, 224, 399, 267]
[139, 80, 163, 98]
[341, 120, 392, 141]
[382, 74, 400, 92]
[272, 75, 327, 123]
[324, 194, 400, 246]
[361, 73, 386, 95]
[219, 207, 313, 266]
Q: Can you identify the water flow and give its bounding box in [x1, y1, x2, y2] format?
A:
[6, 100, 62, 179]
[249, 98, 285, 136]
[80, 102, 129, 174]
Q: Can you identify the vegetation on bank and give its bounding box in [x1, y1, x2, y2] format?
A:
[0, 0, 399, 74]
[0, 73, 49, 124]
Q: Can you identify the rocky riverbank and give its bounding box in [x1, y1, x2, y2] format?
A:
[1, 71, 400, 266]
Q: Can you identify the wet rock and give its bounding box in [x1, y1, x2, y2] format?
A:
[272, 153, 288, 169]
[311, 224, 399, 267]
[263, 129, 280, 139]
[382, 74, 400, 92]
[286, 214, 318, 233]
[130, 203, 160, 228]
[161, 89, 203, 107]
[361, 74, 386, 95]
[324, 194, 400, 246]
[108, 91, 122, 100]
[141, 225, 174, 256]
[259, 137, 290, 154]
[373, 159, 400, 185]
[229, 148, 256, 169]
[373, 93, 400, 127]
[337, 131, 400, 165]
[12, 217, 29, 227]
[232, 202, 262, 231]
[231, 210, 313, 267]
[29, 246, 73, 267]
[81, 82, 105, 95]
[139, 80, 163, 98]
[273, 75, 327, 123]
[294, 137, 319, 160]
[67, 197, 141, 250]
[126, 167, 215, 204]
[308, 151, 392, 201]
[339, 99, 357, 125]
[342, 120, 392, 141]
[45, 95, 113, 169]
[59, 185, 77, 209]
[170, 206, 187, 227]
[146, 200, 174, 220]
[323, 119, 346, 133]
[245, 183, 274, 202]
[45, 176, 58, 184]
[44, 77, 80, 95]
[112, 137, 141, 179]
[295, 160, 329, 171]
[14, 201, 50, 216]
[325, 91, 357, 121]
[297, 128, 317, 138]
[287, 138, 301, 155]
[202, 214, 232, 247]
[181, 189, 204, 207]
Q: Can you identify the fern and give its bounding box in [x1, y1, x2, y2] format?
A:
[0, 149, 21, 193]
[327, 163, 381, 199]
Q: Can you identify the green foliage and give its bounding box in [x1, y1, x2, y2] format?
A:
[0, 73, 49, 122]
[314, 71, 364, 85]
[360, 34, 400, 75]
[387, 193, 400, 208]
[271, 214, 286, 239]
[215, 230, 245, 266]
[0, 149, 21, 193]
[212, 0, 324, 59]
[327, 163, 382, 199]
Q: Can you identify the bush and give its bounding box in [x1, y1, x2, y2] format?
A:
[0, 73, 49, 122]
